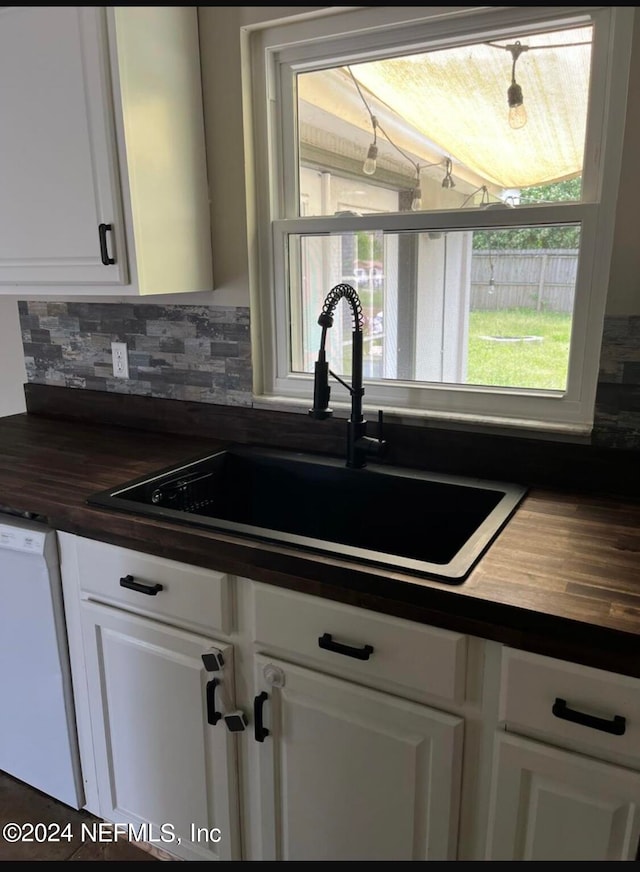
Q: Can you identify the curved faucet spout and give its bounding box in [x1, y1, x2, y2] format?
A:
[308, 283, 387, 469]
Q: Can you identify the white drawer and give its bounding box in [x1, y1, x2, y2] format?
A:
[499, 647, 640, 766]
[75, 537, 233, 636]
[251, 582, 467, 703]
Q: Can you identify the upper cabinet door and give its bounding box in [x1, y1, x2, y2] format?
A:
[0, 7, 212, 296]
[0, 7, 127, 286]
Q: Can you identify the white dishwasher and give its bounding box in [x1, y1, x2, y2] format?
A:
[0, 513, 84, 809]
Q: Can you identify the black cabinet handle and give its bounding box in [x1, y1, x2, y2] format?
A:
[98, 223, 115, 265]
[119, 574, 163, 596]
[206, 678, 222, 726]
[254, 691, 269, 742]
[552, 697, 626, 736]
[318, 632, 374, 661]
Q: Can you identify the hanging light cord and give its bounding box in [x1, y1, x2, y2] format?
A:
[487, 36, 592, 86]
[487, 39, 591, 53]
[350, 70, 495, 210]
[510, 48, 520, 86]
[487, 39, 592, 90]
[492, 39, 592, 88]
[347, 66, 444, 183]
[459, 185, 491, 208]
[488, 248, 495, 291]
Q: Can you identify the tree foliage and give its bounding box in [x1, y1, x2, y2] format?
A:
[473, 177, 581, 250]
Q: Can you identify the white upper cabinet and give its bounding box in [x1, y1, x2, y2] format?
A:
[0, 7, 212, 295]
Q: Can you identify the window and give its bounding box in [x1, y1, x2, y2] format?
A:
[246, 6, 633, 434]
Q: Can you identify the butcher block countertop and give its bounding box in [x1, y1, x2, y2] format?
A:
[1, 386, 639, 679]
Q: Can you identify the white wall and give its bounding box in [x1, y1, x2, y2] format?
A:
[0, 297, 27, 416]
[198, 6, 328, 306]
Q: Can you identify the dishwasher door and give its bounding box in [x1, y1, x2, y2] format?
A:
[0, 515, 83, 809]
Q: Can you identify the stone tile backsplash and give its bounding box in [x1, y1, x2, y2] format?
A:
[593, 315, 640, 450]
[18, 303, 639, 449]
[19, 301, 252, 406]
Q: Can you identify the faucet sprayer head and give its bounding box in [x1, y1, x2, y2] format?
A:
[309, 349, 333, 419]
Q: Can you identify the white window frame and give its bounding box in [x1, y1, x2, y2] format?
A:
[244, 5, 633, 436]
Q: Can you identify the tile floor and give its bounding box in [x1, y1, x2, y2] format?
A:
[0, 770, 158, 861]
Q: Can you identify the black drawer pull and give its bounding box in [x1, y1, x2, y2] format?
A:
[98, 223, 115, 265]
[318, 632, 374, 661]
[119, 574, 163, 596]
[206, 678, 222, 726]
[254, 691, 269, 743]
[552, 697, 626, 736]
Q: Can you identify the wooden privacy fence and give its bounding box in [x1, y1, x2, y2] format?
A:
[470, 249, 578, 313]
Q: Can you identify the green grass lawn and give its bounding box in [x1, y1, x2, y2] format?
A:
[467, 308, 572, 390]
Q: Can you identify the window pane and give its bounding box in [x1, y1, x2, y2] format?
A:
[289, 225, 579, 392]
[296, 25, 592, 216]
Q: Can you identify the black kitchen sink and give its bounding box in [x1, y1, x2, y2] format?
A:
[87, 445, 527, 582]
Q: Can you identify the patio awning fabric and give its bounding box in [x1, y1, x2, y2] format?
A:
[298, 26, 592, 192]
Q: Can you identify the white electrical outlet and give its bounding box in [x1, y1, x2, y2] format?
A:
[111, 341, 129, 379]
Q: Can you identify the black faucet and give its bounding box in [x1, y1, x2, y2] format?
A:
[309, 283, 387, 469]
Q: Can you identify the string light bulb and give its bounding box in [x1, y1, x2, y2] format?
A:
[363, 143, 378, 175]
[362, 115, 378, 175]
[347, 67, 447, 208]
[411, 167, 422, 211]
[441, 157, 455, 189]
[508, 85, 527, 129]
[506, 41, 529, 129]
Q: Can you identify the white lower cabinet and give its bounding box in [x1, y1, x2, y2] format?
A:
[58, 534, 242, 861]
[80, 600, 241, 861]
[58, 533, 640, 861]
[250, 653, 464, 861]
[486, 732, 640, 860]
[485, 646, 640, 861]
[59, 535, 474, 861]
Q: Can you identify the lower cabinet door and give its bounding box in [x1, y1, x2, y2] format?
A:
[250, 654, 464, 861]
[486, 732, 640, 861]
[80, 600, 241, 860]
